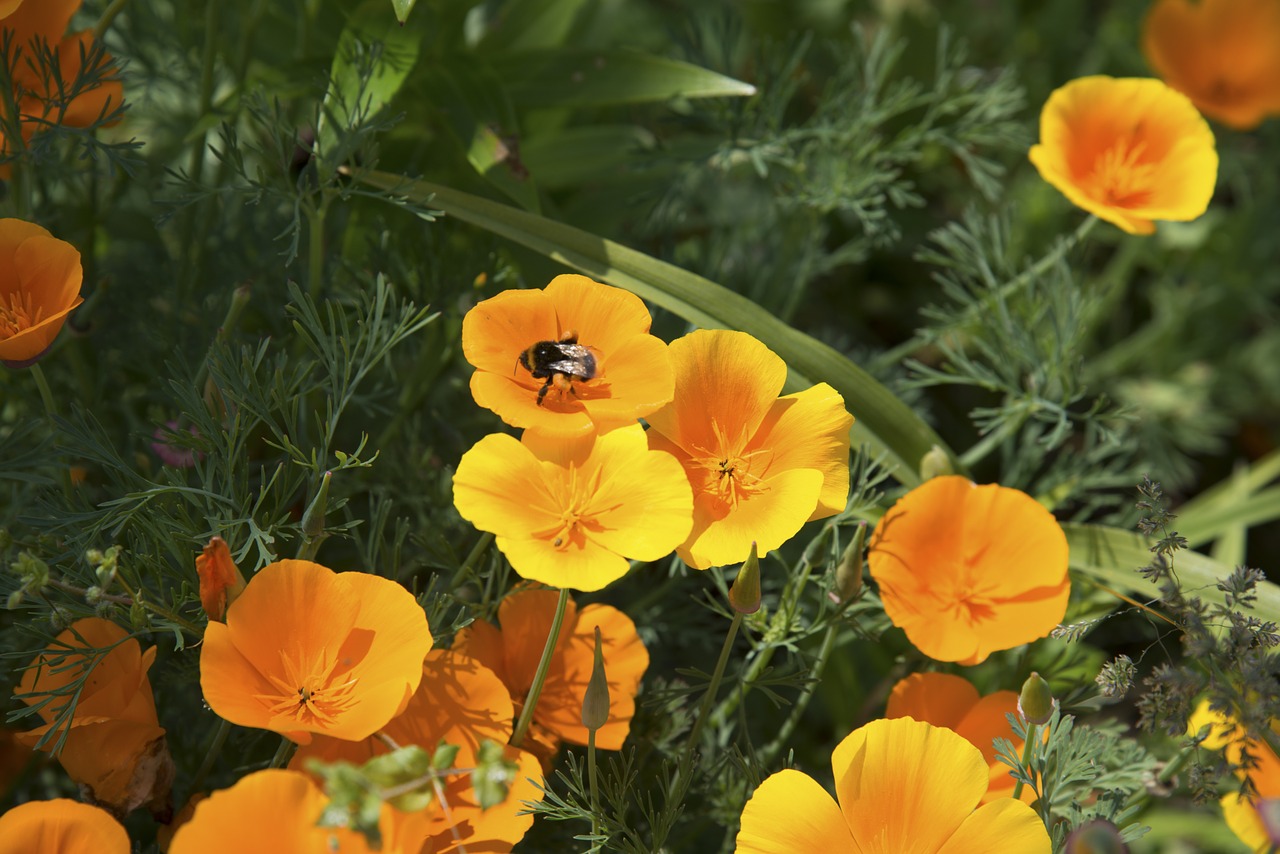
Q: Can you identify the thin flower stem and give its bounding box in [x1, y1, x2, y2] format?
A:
[511, 587, 571, 748]
[759, 622, 839, 767]
[1011, 722, 1038, 801]
[450, 532, 495, 590]
[189, 718, 231, 795]
[587, 728, 601, 839]
[178, 0, 221, 298]
[306, 196, 330, 300]
[676, 611, 743, 785]
[29, 364, 57, 420]
[269, 735, 297, 769]
[92, 0, 130, 40]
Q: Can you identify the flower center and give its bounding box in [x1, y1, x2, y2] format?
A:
[1089, 136, 1156, 208]
[258, 645, 360, 727]
[692, 420, 771, 509]
[0, 290, 42, 339]
[535, 463, 615, 551]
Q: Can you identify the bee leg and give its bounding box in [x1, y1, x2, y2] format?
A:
[536, 380, 551, 406]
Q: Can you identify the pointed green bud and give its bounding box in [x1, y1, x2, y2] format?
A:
[919, 445, 954, 480]
[833, 523, 866, 603]
[1063, 819, 1128, 853]
[1018, 672, 1056, 725]
[302, 471, 333, 540]
[729, 542, 761, 614]
[581, 626, 611, 731]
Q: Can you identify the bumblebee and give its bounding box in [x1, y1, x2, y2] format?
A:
[517, 331, 598, 406]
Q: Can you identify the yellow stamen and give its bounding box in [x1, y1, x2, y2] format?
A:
[0, 290, 44, 339]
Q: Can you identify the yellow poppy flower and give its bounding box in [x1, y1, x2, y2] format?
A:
[886, 672, 1031, 804]
[199, 560, 433, 745]
[868, 476, 1070, 665]
[1187, 700, 1280, 852]
[1144, 0, 1280, 130]
[645, 329, 853, 570]
[16, 618, 171, 815]
[461, 274, 674, 437]
[0, 799, 130, 854]
[453, 587, 649, 762]
[292, 649, 543, 853]
[453, 423, 693, 591]
[194, 536, 246, 622]
[0, 218, 83, 367]
[735, 716, 1051, 852]
[1028, 76, 1218, 235]
[0, 0, 123, 160]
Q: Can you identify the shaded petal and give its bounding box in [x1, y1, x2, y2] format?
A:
[957, 578, 1071, 666]
[418, 748, 544, 853]
[679, 468, 823, 570]
[51, 717, 171, 814]
[469, 369, 594, 436]
[578, 333, 674, 424]
[452, 619, 511, 689]
[0, 219, 54, 296]
[646, 329, 786, 457]
[462, 288, 557, 376]
[0, 799, 130, 854]
[749, 383, 852, 521]
[48, 32, 124, 128]
[0, 0, 77, 44]
[885, 672, 980, 731]
[937, 798, 1051, 853]
[833, 717, 988, 851]
[735, 769, 855, 853]
[498, 588, 578, 696]
[17, 618, 156, 725]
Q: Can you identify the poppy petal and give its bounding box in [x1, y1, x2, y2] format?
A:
[937, 798, 1051, 853]
[748, 383, 852, 521]
[735, 769, 854, 853]
[0, 799, 130, 854]
[452, 619, 511, 689]
[545, 274, 654, 353]
[885, 672, 981, 731]
[469, 369, 594, 436]
[497, 588, 579, 696]
[462, 288, 558, 376]
[679, 467, 824, 570]
[578, 333, 674, 425]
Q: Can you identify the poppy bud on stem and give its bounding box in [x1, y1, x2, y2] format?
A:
[728, 543, 761, 614]
[298, 471, 332, 561]
[833, 523, 866, 604]
[1012, 672, 1056, 801]
[581, 626, 608, 838]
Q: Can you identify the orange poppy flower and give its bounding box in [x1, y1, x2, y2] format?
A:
[868, 476, 1070, 666]
[0, 218, 83, 367]
[199, 559, 433, 745]
[0, 798, 130, 854]
[0, 0, 123, 159]
[460, 274, 674, 437]
[453, 423, 693, 591]
[645, 329, 853, 569]
[194, 536, 247, 622]
[735, 716, 1051, 853]
[886, 672, 1030, 804]
[292, 649, 543, 853]
[1187, 700, 1280, 851]
[1143, 0, 1280, 130]
[453, 587, 649, 758]
[15, 617, 172, 815]
[168, 768, 385, 854]
[1028, 76, 1218, 235]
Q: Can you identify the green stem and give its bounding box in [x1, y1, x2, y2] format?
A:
[450, 532, 495, 590]
[269, 735, 297, 769]
[178, 0, 221, 297]
[676, 611, 743, 784]
[92, 0, 131, 39]
[189, 718, 231, 794]
[587, 728, 600, 840]
[759, 622, 838, 767]
[511, 587, 571, 748]
[306, 196, 330, 300]
[29, 363, 57, 419]
[1011, 722, 1038, 801]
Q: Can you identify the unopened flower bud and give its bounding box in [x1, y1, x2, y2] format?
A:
[11, 552, 49, 589]
[833, 523, 866, 603]
[919, 445, 954, 480]
[729, 543, 761, 614]
[302, 471, 332, 540]
[1018, 672, 1056, 725]
[1063, 819, 1128, 853]
[196, 536, 248, 621]
[85, 548, 104, 566]
[85, 585, 102, 604]
[581, 626, 611, 732]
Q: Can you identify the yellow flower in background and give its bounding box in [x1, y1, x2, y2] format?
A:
[0, 799, 130, 854]
[646, 329, 853, 569]
[1144, 0, 1280, 129]
[1028, 76, 1218, 235]
[1187, 700, 1280, 852]
[868, 476, 1070, 666]
[461, 274, 674, 437]
[735, 716, 1050, 853]
[886, 672, 1030, 804]
[199, 560, 432, 745]
[0, 218, 83, 367]
[453, 423, 693, 591]
[16, 618, 172, 816]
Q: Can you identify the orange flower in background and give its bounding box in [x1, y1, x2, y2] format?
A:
[292, 649, 543, 854]
[646, 329, 853, 569]
[0, 798, 130, 854]
[868, 476, 1070, 665]
[461, 274, 674, 437]
[194, 536, 246, 622]
[453, 423, 693, 591]
[1028, 76, 1218, 235]
[0, 0, 123, 157]
[168, 769, 383, 854]
[886, 672, 1029, 803]
[1187, 700, 1280, 851]
[199, 559, 432, 745]
[15, 617, 172, 815]
[1143, 0, 1280, 129]
[453, 587, 649, 759]
[735, 716, 1050, 853]
[0, 218, 83, 367]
